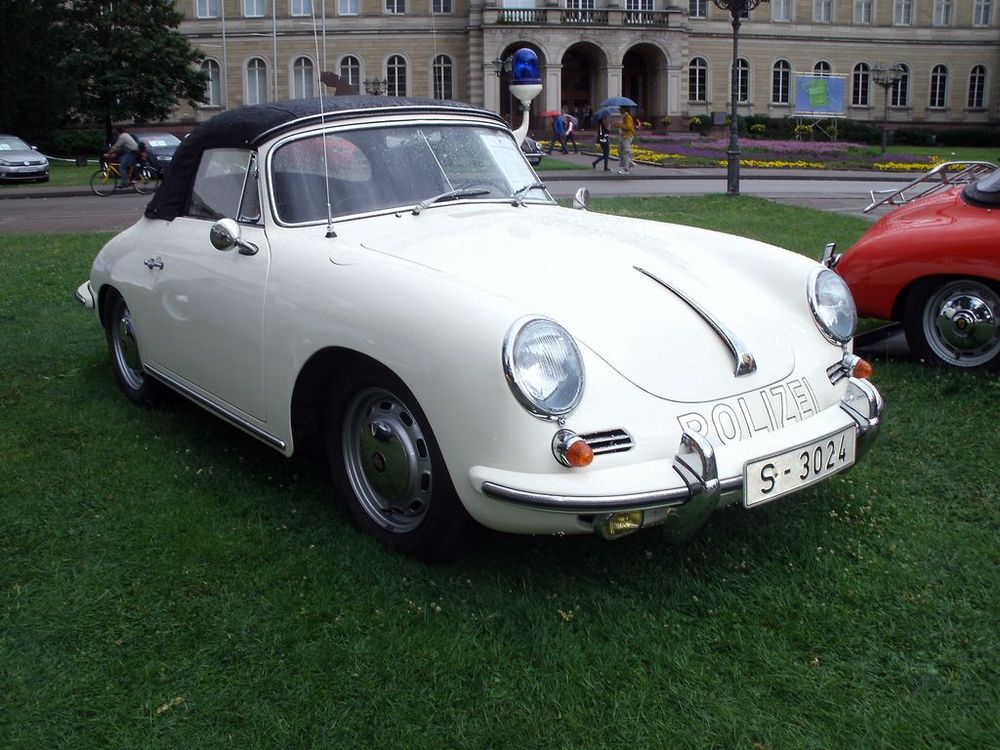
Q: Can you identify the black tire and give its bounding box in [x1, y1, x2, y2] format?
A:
[90, 168, 115, 197]
[133, 165, 159, 195]
[104, 293, 161, 405]
[903, 278, 1000, 371]
[325, 363, 472, 561]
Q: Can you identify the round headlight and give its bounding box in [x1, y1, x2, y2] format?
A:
[503, 317, 585, 418]
[808, 267, 857, 344]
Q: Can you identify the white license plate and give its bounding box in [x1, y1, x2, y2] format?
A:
[743, 426, 856, 508]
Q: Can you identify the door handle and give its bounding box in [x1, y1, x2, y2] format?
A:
[144, 257, 164, 270]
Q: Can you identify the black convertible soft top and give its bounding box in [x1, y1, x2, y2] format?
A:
[144, 96, 500, 222]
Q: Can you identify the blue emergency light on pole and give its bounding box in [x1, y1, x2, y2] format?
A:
[508, 48, 542, 147]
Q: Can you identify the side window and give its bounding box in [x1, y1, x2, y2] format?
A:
[187, 149, 254, 221]
[238, 154, 262, 224]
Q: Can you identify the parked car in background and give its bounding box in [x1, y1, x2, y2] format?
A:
[521, 135, 543, 166]
[75, 96, 883, 560]
[834, 162, 999, 371]
[0, 134, 49, 182]
[132, 131, 182, 175]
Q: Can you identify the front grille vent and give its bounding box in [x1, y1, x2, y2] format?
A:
[580, 429, 634, 455]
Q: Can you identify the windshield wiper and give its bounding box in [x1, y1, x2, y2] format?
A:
[411, 187, 491, 215]
[510, 181, 546, 206]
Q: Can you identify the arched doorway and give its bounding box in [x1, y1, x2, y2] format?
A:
[622, 44, 667, 123]
[562, 42, 607, 130]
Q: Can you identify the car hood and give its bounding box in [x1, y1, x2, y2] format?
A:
[0, 148, 46, 163]
[353, 204, 799, 401]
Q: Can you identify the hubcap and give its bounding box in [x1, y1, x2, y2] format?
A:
[113, 305, 145, 390]
[924, 281, 1000, 367]
[342, 388, 433, 534]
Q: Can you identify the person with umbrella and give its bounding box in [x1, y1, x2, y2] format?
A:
[617, 105, 636, 175]
[563, 112, 580, 154]
[543, 110, 568, 154]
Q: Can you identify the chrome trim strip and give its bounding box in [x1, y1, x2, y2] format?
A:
[144, 365, 286, 451]
[634, 266, 757, 376]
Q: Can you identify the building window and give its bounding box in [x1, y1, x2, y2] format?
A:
[932, 0, 953, 24]
[814, 61, 832, 76]
[387, 55, 407, 96]
[625, 0, 654, 9]
[688, 57, 707, 102]
[201, 59, 222, 106]
[893, 0, 912, 24]
[929, 65, 948, 108]
[890, 64, 909, 107]
[432, 55, 453, 100]
[292, 57, 314, 99]
[386, 0, 405, 13]
[197, 0, 218, 18]
[246, 58, 268, 105]
[339, 55, 361, 88]
[773, 0, 791, 20]
[852, 63, 871, 106]
[244, 0, 265, 16]
[433, 0, 452, 12]
[853, 0, 872, 23]
[291, 0, 313, 15]
[689, 0, 706, 18]
[733, 58, 750, 103]
[339, 0, 358, 14]
[973, 0, 993, 25]
[772, 60, 791, 104]
[813, 0, 832, 21]
[967, 65, 986, 108]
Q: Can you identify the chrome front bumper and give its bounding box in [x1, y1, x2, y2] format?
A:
[480, 377, 883, 538]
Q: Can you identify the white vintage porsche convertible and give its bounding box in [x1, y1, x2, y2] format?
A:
[76, 96, 882, 559]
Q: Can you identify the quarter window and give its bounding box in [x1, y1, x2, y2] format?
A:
[188, 149, 254, 222]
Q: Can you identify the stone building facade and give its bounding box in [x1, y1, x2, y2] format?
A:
[176, 0, 999, 129]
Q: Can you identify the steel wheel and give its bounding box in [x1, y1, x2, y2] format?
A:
[104, 293, 160, 404]
[326, 363, 470, 559]
[905, 278, 1000, 370]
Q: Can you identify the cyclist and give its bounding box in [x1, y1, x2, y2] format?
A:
[104, 129, 141, 189]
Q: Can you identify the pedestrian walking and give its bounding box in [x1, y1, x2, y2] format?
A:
[617, 106, 635, 175]
[564, 114, 580, 153]
[546, 114, 568, 154]
[592, 115, 611, 171]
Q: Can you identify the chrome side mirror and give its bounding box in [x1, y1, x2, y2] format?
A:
[572, 187, 590, 211]
[210, 218, 258, 256]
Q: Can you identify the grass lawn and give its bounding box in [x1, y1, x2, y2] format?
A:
[2, 200, 998, 748]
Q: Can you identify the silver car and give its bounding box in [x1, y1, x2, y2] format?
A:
[0, 134, 49, 182]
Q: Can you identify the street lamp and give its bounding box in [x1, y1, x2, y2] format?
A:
[363, 77, 388, 95]
[710, 0, 767, 196]
[491, 57, 511, 77]
[871, 64, 904, 154]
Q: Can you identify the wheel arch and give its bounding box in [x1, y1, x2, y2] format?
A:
[892, 273, 1000, 321]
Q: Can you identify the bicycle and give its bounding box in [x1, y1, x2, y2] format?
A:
[90, 158, 160, 197]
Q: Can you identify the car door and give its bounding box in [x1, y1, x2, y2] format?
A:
[136, 149, 271, 420]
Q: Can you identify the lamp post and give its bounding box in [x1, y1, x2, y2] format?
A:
[710, 0, 767, 195]
[491, 57, 511, 77]
[363, 77, 388, 95]
[871, 64, 904, 154]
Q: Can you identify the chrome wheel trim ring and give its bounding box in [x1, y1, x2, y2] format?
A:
[341, 387, 433, 534]
[923, 280, 1000, 367]
[113, 305, 145, 391]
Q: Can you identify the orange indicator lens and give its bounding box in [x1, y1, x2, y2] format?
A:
[853, 358, 874, 379]
[567, 439, 594, 467]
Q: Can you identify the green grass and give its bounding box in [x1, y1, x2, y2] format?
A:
[2, 202, 998, 748]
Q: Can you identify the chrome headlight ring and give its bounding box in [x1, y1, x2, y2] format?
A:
[503, 316, 585, 420]
[808, 267, 858, 345]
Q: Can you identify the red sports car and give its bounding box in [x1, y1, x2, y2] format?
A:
[834, 164, 1000, 371]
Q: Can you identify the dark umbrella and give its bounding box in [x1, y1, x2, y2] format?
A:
[600, 96, 637, 108]
[593, 107, 618, 121]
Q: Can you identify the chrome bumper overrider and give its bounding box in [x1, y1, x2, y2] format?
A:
[480, 377, 883, 536]
[75, 281, 95, 309]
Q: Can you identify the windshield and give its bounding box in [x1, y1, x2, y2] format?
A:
[0, 136, 31, 151]
[269, 123, 549, 224]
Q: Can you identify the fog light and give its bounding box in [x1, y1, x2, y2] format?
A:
[596, 511, 644, 539]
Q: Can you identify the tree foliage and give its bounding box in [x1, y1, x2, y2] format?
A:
[0, 1, 207, 145]
[62, 0, 208, 142]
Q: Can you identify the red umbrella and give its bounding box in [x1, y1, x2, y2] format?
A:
[541, 110, 562, 117]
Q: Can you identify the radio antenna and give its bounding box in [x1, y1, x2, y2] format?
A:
[312, 2, 336, 237]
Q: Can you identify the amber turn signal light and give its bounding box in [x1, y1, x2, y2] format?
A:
[552, 430, 595, 468]
[853, 357, 874, 379]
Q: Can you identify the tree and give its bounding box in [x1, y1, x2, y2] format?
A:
[61, 0, 208, 144]
[0, 0, 76, 143]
